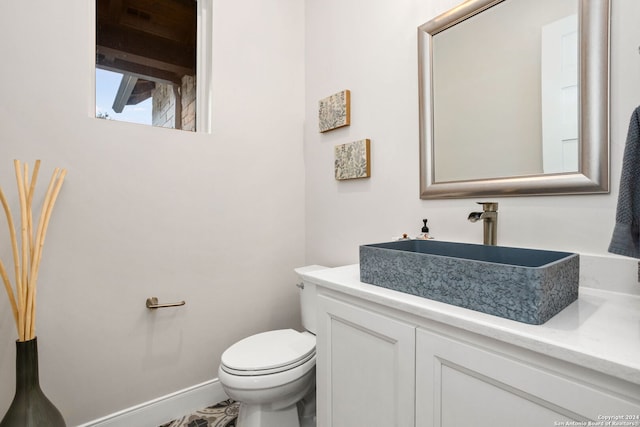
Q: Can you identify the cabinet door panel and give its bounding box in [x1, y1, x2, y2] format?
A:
[317, 295, 415, 427]
[416, 328, 640, 427]
[440, 364, 564, 426]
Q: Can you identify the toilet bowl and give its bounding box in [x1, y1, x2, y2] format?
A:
[218, 329, 316, 427]
[217, 266, 326, 427]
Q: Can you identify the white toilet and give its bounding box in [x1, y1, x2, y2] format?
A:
[218, 265, 326, 427]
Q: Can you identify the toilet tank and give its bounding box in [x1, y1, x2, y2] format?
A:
[294, 265, 328, 335]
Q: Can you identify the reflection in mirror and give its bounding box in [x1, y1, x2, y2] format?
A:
[418, 0, 609, 199]
[433, 0, 578, 182]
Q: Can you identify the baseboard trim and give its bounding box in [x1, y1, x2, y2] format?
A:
[77, 379, 227, 427]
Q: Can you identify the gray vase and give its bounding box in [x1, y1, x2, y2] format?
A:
[0, 338, 66, 427]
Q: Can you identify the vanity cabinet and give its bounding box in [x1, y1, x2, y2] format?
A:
[316, 294, 415, 427]
[316, 289, 640, 427]
[415, 328, 640, 427]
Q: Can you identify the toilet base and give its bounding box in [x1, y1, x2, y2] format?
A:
[236, 401, 299, 427]
[234, 383, 316, 427]
[300, 415, 316, 427]
[298, 386, 316, 427]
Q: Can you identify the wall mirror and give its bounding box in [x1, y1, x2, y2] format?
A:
[418, 0, 609, 199]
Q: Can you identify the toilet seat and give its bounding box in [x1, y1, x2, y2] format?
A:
[220, 329, 316, 376]
[218, 352, 316, 391]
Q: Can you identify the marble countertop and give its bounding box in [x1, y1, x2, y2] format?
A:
[301, 264, 640, 386]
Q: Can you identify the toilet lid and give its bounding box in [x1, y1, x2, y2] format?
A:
[221, 329, 316, 374]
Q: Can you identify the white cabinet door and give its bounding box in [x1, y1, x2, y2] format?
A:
[317, 294, 415, 427]
[416, 328, 640, 427]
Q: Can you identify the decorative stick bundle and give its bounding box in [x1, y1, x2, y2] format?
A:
[0, 160, 66, 342]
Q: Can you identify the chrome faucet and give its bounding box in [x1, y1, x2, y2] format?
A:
[468, 202, 498, 245]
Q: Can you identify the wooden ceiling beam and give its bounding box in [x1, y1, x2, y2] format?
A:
[96, 55, 182, 85]
[96, 44, 192, 81]
[112, 74, 138, 113]
[96, 22, 195, 73]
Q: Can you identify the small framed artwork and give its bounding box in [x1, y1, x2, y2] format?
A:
[319, 90, 351, 132]
[335, 139, 371, 180]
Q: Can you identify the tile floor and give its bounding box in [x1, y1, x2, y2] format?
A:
[158, 399, 239, 427]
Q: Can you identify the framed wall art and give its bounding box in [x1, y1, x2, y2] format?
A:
[319, 90, 351, 132]
[335, 139, 371, 180]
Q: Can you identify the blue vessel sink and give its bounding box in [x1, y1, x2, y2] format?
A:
[359, 240, 579, 325]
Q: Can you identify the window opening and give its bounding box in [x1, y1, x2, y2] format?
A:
[95, 0, 197, 131]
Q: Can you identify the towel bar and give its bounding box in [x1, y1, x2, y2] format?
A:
[146, 297, 186, 309]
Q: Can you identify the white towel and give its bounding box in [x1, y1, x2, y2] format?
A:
[609, 106, 640, 258]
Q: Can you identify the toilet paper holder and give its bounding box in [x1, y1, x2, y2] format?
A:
[146, 297, 186, 309]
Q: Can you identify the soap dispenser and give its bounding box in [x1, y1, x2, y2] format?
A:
[416, 219, 432, 240]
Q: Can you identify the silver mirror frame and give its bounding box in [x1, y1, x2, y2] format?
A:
[418, 0, 610, 199]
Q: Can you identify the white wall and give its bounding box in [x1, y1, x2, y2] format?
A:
[0, 0, 305, 425]
[304, 0, 640, 269]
